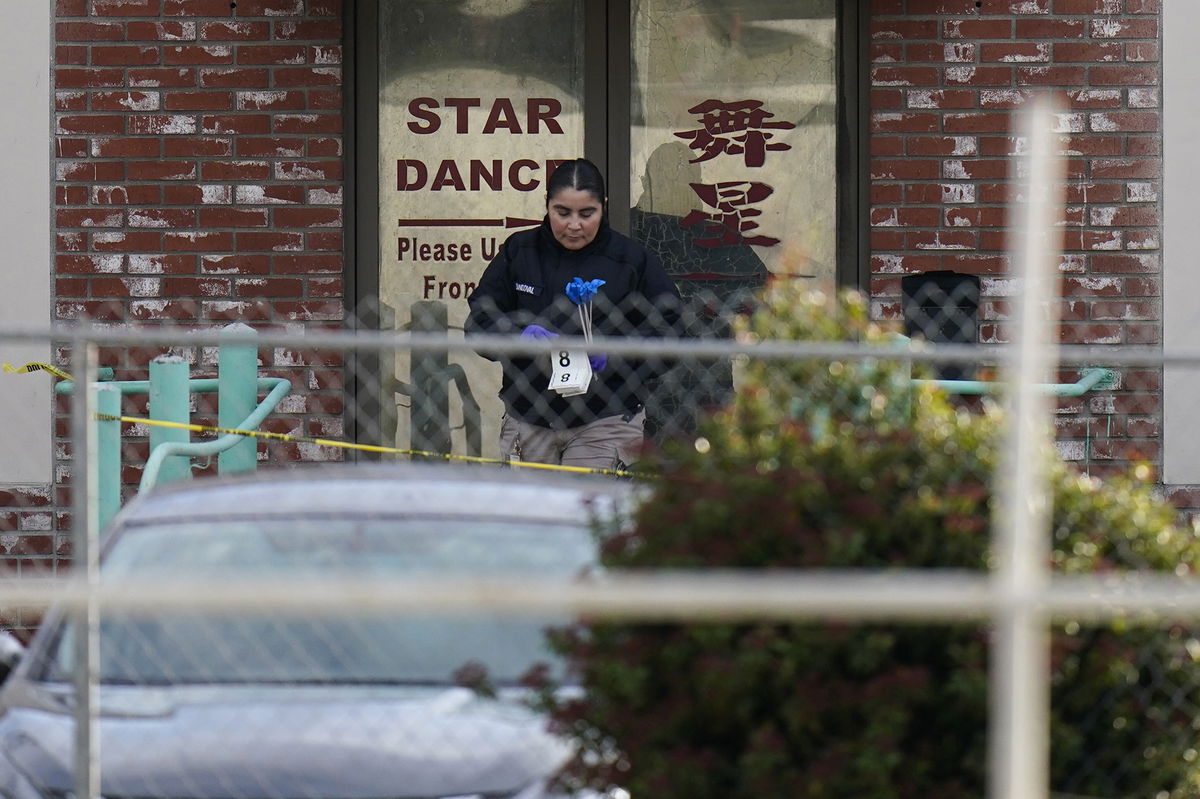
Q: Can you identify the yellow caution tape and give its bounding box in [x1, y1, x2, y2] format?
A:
[3, 362, 73, 381]
[93, 413, 638, 479]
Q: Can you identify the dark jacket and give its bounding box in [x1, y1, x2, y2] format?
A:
[466, 218, 682, 429]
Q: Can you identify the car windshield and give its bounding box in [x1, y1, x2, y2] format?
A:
[43, 514, 598, 687]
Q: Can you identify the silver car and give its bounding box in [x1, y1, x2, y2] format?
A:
[0, 463, 635, 799]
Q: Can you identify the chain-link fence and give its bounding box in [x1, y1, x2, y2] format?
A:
[0, 276, 1191, 799]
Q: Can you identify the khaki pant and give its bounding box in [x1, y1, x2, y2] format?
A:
[499, 410, 646, 471]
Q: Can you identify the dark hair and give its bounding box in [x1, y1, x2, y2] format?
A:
[546, 158, 607, 209]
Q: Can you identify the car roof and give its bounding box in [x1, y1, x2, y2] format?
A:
[108, 461, 641, 529]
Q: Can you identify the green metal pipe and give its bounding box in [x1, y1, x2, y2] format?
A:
[94, 385, 122, 532]
[139, 378, 291, 492]
[912, 367, 1115, 397]
[218, 323, 259, 475]
[148, 356, 191, 485]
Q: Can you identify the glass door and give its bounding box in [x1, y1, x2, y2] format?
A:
[375, 0, 586, 458]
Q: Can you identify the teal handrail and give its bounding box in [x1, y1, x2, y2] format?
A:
[912, 367, 1116, 397]
[139, 376, 291, 491]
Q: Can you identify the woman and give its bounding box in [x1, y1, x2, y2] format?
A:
[466, 158, 682, 471]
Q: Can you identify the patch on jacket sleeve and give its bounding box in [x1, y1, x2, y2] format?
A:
[514, 282, 543, 296]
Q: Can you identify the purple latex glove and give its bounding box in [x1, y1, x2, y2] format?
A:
[588, 353, 608, 372]
[520, 324, 558, 340]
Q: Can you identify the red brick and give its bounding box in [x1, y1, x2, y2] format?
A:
[870, 207, 940, 227]
[200, 21, 270, 40]
[873, 65, 943, 86]
[308, 0, 341, 13]
[945, 66, 1013, 86]
[57, 254, 125, 274]
[164, 184, 233, 204]
[91, 231, 163, 251]
[91, 137, 162, 157]
[92, 0, 160, 14]
[1053, 42, 1122, 63]
[871, 112, 938, 133]
[126, 160, 197, 180]
[871, 137, 903, 157]
[273, 208, 342, 228]
[1016, 19, 1085, 38]
[162, 231, 235, 250]
[1054, 0, 1126, 11]
[164, 91, 233, 111]
[199, 67, 271, 88]
[905, 43, 976, 63]
[162, 277, 231, 296]
[906, 230, 978, 249]
[92, 91, 162, 112]
[56, 186, 88, 205]
[56, 21, 125, 41]
[944, 113, 1013, 134]
[236, 45, 307, 65]
[56, 46, 88, 65]
[945, 207, 1006, 227]
[57, 115, 125, 135]
[1090, 18, 1158, 38]
[235, 0, 303, 13]
[1017, 66, 1086, 86]
[56, 138, 90, 158]
[273, 20, 341, 40]
[307, 138, 341, 157]
[306, 231, 342, 251]
[981, 43, 1050, 63]
[163, 136, 233, 156]
[276, 160, 342, 180]
[1126, 42, 1159, 63]
[93, 185, 163, 205]
[201, 254, 270, 274]
[870, 159, 939, 180]
[871, 89, 904, 110]
[57, 0, 87, 14]
[129, 208, 196, 228]
[163, 0, 233, 14]
[199, 207, 268, 227]
[202, 114, 271, 134]
[164, 45, 235, 65]
[200, 160, 270, 180]
[909, 88, 978, 108]
[130, 68, 197, 87]
[273, 67, 341, 87]
[235, 277, 304, 297]
[56, 161, 125, 181]
[272, 253, 341, 273]
[128, 114, 199, 135]
[56, 68, 126, 89]
[274, 114, 342, 134]
[236, 231, 304, 251]
[1090, 65, 1160, 86]
[127, 20, 197, 40]
[92, 46, 161, 66]
[1090, 112, 1158, 133]
[871, 184, 903, 204]
[309, 277, 343, 298]
[55, 91, 87, 111]
[237, 90, 306, 111]
[945, 19, 1013, 39]
[1127, 136, 1160, 157]
[128, 253, 198, 274]
[236, 137, 305, 157]
[871, 20, 939, 40]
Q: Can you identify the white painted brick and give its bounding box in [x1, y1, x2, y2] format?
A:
[308, 187, 343, 205]
[1128, 88, 1159, 109]
[942, 184, 975, 204]
[1126, 182, 1158, 203]
[1055, 440, 1087, 462]
[123, 277, 161, 297]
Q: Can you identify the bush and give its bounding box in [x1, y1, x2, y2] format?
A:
[538, 286, 1200, 799]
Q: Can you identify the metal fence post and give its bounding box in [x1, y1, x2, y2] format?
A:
[148, 355, 191, 484]
[218, 323, 258, 475]
[94, 384, 121, 532]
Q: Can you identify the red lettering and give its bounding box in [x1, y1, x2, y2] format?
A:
[407, 98, 440, 134]
[397, 159, 427, 191]
[509, 159, 538, 191]
[469, 159, 503, 191]
[483, 98, 520, 134]
[431, 160, 466, 191]
[444, 97, 481, 134]
[527, 98, 563, 134]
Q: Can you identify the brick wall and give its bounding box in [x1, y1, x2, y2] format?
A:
[4, 0, 347, 582]
[868, 0, 1163, 481]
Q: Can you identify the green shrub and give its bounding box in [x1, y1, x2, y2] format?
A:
[538, 286, 1200, 799]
